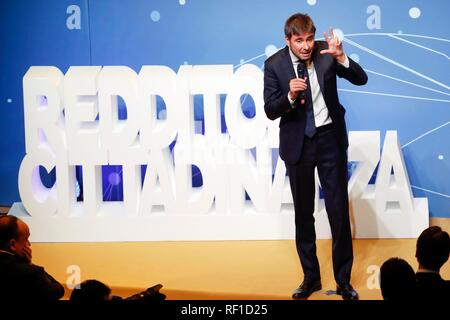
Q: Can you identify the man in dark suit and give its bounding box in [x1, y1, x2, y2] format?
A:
[415, 226, 450, 300]
[0, 215, 65, 300]
[264, 13, 367, 300]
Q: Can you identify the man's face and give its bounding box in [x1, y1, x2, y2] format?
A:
[286, 32, 315, 61]
[9, 220, 31, 261]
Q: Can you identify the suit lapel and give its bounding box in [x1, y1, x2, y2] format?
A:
[281, 46, 297, 81]
[312, 45, 326, 96]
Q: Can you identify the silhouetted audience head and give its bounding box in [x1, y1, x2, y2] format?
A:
[380, 257, 416, 300]
[70, 280, 112, 301]
[416, 226, 450, 272]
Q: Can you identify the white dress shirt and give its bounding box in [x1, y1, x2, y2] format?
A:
[287, 48, 350, 128]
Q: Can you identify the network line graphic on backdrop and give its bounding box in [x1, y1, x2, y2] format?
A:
[67, 28, 446, 217]
[231, 31, 450, 202]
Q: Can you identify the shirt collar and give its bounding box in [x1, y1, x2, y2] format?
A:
[0, 249, 15, 256]
[288, 47, 299, 64]
[417, 267, 439, 274]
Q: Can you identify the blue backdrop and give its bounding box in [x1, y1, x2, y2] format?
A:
[1, 0, 449, 217]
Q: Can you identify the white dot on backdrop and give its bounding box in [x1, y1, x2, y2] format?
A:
[265, 44, 278, 58]
[438, 155, 444, 160]
[333, 28, 345, 42]
[307, 0, 317, 6]
[108, 172, 121, 186]
[240, 59, 245, 64]
[179, 0, 186, 5]
[398, 30, 403, 34]
[150, 10, 161, 22]
[349, 54, 360, 63]
[158, 109, 167, 120]
[7, 98, 12, 103]
[409, 7, 421, 19]
[183, 61, 188, 65]
[75, 180, 80, 198]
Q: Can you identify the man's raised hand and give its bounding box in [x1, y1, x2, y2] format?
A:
[320, 27, 346, 63]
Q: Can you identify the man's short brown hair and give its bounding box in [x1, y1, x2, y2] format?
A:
[284, 13, 316, 39]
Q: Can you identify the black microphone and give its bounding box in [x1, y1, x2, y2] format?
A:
[296, 61, 307, 105]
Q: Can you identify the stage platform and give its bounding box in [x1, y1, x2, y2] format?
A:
[32, 236, 449, 300]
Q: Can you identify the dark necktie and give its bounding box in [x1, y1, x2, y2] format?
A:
[297, 61, 316, 138]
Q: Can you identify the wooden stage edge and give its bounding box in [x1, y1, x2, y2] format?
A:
[28, 218, 449, 300]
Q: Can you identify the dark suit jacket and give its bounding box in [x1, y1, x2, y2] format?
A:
[263, 42, 368, 164]
[416, 272, 450, 300]
[0, 251, 65, 301]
